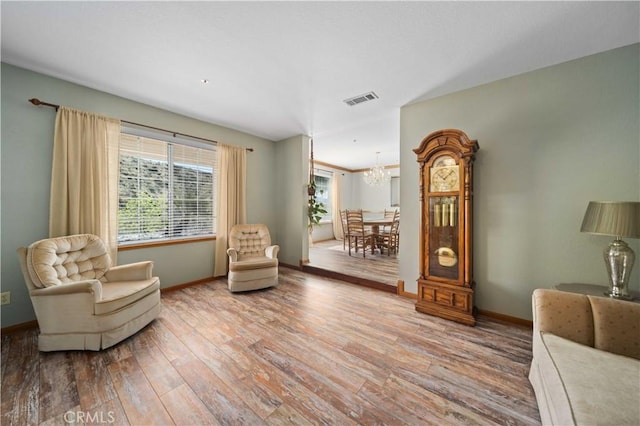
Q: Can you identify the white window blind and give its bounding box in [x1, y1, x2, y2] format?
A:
[118, 133, 216, 244]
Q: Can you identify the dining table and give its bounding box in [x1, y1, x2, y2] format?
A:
[362, 217, 394, 235]
[362, 217, 396, 252]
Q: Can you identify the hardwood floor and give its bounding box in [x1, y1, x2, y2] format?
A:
[308, 239, 399, 288]
[1, 268, 540, 425]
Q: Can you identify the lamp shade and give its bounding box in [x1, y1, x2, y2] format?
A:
[580, 201, 640, 239]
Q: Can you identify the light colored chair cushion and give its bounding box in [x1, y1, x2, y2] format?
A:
[26, 234, 110, 288]
[228, 257, 278, 271]
[228, 224, 274, 260]
[95, 278, 160, 315]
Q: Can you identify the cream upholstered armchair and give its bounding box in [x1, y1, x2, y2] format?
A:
[226, 224, 279, 292]
[17, 234, 161, 351]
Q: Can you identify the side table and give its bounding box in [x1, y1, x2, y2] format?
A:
[554, 283, 640, 303]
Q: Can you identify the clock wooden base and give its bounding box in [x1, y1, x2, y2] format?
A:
[416, 279, 476, 326]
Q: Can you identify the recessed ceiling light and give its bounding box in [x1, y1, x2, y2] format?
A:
[200, 79, 209, 84]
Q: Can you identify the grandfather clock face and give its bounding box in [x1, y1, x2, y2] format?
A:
[430, 155, 459, 192]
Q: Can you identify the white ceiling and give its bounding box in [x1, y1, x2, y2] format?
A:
[2, 2, 638, 169]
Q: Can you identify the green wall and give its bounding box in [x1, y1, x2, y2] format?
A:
[399, 44, 640, 320]
[275, 135, 310, 267]
[0, 63, 289, 327]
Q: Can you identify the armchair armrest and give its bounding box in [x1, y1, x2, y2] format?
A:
[104, 261, 153, 281]
[265, 245, 280, 259]
[227, 248, 239, 262]
[30, 280, 102, 303]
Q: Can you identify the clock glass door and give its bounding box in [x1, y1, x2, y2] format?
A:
[428, 196, 459, 280]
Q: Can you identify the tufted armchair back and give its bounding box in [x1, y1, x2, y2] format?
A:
[228, 224, 273, 260]
[25, 234, 111, 289]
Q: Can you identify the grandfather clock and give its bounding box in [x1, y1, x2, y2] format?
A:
[414, 129, 479, 326]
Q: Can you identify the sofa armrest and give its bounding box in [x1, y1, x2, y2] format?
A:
[30, 280, 102, 303]
[265, 245, 279, 259]
[227, 248, 239, 262]
[532, 289, 594, 347]
[104, 261, 153, 281]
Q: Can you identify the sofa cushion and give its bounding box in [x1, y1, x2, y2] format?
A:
[588, 296, 640, 360]
[532, 289, 594, 347]
[540, 332, 640, 425]
[26, 234, 111, 288]
[95, 278, 160, 315]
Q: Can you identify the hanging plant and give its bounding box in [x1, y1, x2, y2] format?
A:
[307, 138, 327, 229]
[308, 182, 327, 229]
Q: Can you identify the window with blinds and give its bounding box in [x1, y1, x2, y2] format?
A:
[118, 133, 216, 244]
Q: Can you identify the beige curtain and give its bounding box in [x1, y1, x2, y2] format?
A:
[49, 107, 121, 262]
[214, 143, 247, 277]
[331, 172, 343, 240]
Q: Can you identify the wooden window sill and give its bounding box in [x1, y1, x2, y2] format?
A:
[118, 236, 216, 251]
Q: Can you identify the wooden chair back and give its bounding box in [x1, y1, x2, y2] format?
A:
[345, 209, 373, 257]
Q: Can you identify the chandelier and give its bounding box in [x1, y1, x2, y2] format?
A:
[363, 152, 391, 186]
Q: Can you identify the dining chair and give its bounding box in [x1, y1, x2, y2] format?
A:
[346, 209, 374, 257]
[382, 209, 398, 232]
[340, 210, 349, 250]
[377, 210, 400, 255]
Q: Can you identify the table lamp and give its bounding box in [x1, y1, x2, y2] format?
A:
[580, 201, 640, 299]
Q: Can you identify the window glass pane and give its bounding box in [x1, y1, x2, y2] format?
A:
[314, 174, 332, 221]
[118, 133, 216, 244]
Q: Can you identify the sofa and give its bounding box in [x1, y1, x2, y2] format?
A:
[529, 289, 640, 425]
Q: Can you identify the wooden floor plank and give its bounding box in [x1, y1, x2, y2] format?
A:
[1, 329, 40, 426]
[171, 353, 265, 425]
[264, 403, 313, 426]
[107, 356, 175, 425]
[1, 268, 541, 426]
[128, 331, 185, 397]
[249, 339, 400, 425]
[70, 351, 118, 412]
[160, 383, 220, 426]
[39, 352, 80, 421]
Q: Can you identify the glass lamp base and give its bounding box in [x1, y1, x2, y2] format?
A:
[603, 239, 635, 300]
[604, 289, 633, 300]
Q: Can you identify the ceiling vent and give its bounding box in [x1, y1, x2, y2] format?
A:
[343, 91, 378, 106]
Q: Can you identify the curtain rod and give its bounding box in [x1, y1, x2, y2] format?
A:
[28, 98, 253, 152]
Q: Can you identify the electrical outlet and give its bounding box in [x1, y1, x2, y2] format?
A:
[0, 292, 10, 305]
